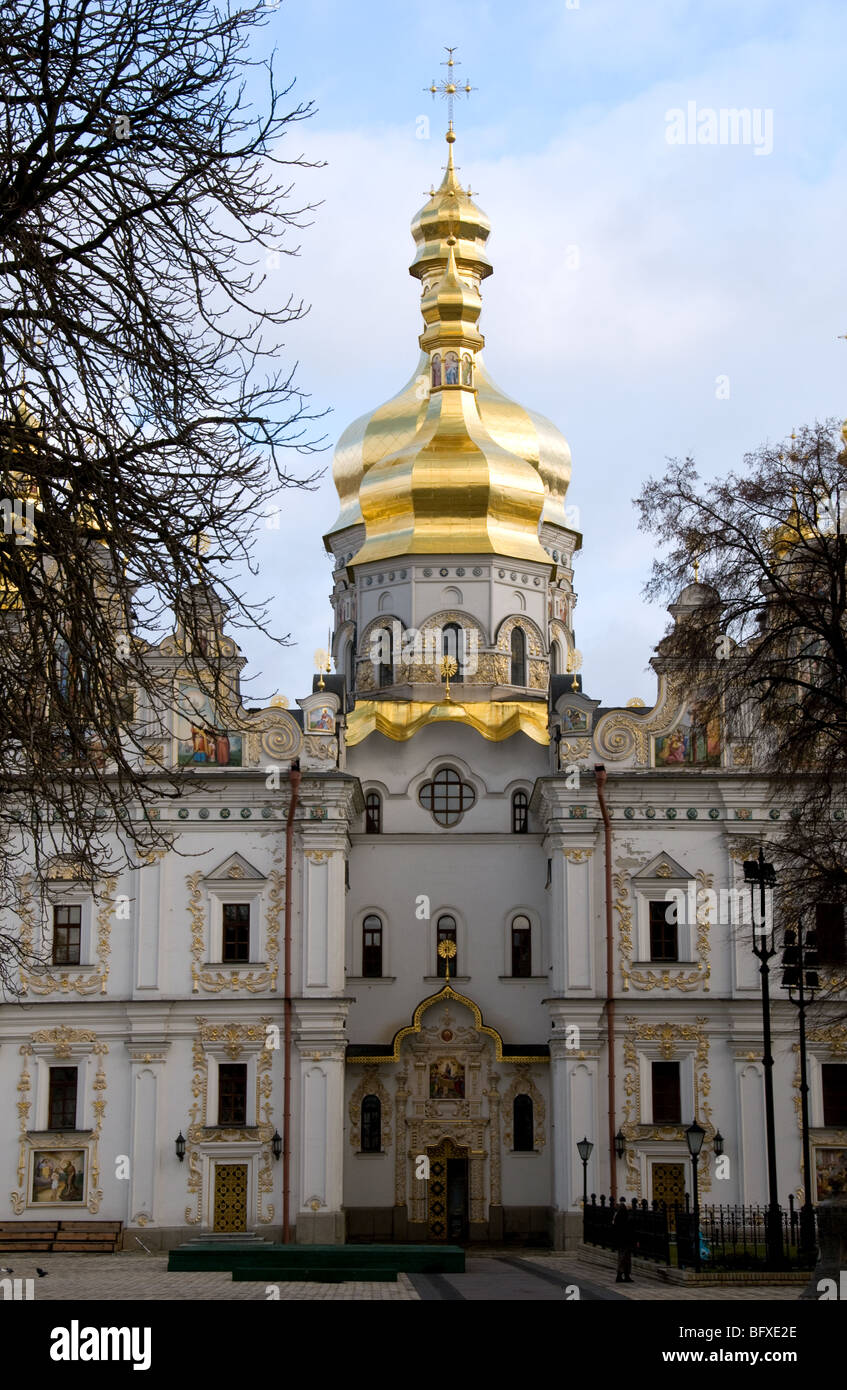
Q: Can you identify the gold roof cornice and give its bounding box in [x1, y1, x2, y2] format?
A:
[346, 981, 549, 1065]
[345, 698, 550, 746]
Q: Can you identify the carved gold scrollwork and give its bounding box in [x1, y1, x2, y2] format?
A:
[184, 1017, 275, 1225]
[593, 672, 687, 766]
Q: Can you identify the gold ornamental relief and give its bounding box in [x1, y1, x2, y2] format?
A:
[31, 1024, 98, 1056]
[494, 613, 546, 659]
[561, 738, 591, 761]
[593, 672, 687, 766]
[529, 660, 548, 690]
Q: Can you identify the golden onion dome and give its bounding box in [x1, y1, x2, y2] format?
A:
[324, 132, 573, 557]
[410, 140, 493, 290]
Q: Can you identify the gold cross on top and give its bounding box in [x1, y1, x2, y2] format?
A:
[425, 46, 476, 134]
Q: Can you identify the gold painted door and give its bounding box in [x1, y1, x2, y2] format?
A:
[427, 1137, 469, 1242]
[652, 1162, 686, 1230]
[213, 1163, 248, 1232]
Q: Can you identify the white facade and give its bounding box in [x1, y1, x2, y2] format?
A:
[2, 136, 845, 1252]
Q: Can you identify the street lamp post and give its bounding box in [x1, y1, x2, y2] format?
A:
[782, 910, 820, 1256]
[576, 1137, 593, 1233]
[686, 1120, 705, 1273]
[575, 1139, 595, 1217]
[743, 847, 783, 1269]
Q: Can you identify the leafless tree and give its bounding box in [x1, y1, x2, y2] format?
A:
[636, 418, 847, 1016]
[0, 0, 324, 990]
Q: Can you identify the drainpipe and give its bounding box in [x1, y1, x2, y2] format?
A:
[594, 765, 617, 1200]
[282, 761, 301, 1244]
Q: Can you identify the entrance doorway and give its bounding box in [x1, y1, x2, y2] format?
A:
[213, 1163, 248, 1232]
[427, 1137, 469, 1242]
[651, 1161, 686, 1230]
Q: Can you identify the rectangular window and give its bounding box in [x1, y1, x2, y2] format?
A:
[362, 917, 383, 978]
[815, 904, 846, 967]
[52, 904, 81, 966]
[222, 903, 250, 963]
[48, 1066, 78, 1129]
[511, 922, 532, 978]
[649, 899, 679, 962]
[822, 1064, 847, 1126]
[218, 1063, 248, 1126]
[651, 1061, 681, 1124]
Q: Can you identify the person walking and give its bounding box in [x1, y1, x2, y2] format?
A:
[613, 1196, 634, 1283]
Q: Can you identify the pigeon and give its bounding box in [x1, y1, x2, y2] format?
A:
[35, 1268, 48, 1277]
[0, 1267, 12, 1274]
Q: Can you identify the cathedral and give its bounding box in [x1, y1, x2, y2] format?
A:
[2, 107, 845, 1254]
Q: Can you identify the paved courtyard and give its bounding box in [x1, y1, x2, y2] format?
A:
[0, 1251, 807, 1301]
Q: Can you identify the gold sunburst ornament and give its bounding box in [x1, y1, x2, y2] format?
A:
[437, 938, 458, 981]
[440, 653, 458, 699]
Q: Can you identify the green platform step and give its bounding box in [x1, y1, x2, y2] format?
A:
[168, 1242, 465, 1281]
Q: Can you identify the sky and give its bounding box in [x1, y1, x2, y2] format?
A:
[231, 0, 847, 710]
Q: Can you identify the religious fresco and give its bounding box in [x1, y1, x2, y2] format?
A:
[431, 352, 442, 388]
[30, 1148, 86, 1205]
[429, 1057, 465, 1099]
[444, 351, 459, 385]
[559, 705, 589, 734]
[654, 701, 721, 768]
[306, 704, 335, 734]
[175, 681, 242, 766]
[815, 1147, 847, 1199]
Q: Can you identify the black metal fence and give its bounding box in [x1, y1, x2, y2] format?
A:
[583, 1194, 818, 1271]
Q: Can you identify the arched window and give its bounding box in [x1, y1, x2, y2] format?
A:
[378, 648, 393, 689]
[362, 915, 383, 977]
[346, 640, 355, 691]
[361, 1094, 381, 1152]
[513, 1093, 534, 1152]
[512, 790, 529, 834]
[511, 914, 532, 977]
[436, 914, 458, 977]
[550, 642, 559, 676]
[419, 767, 476, 827]
[445, 350, 459, 385]
[510, 627, 527, 686]
[365, 791, 382, 835]
[431, 353, 442, 389]
[461, 353, 473, 387]
[442, 622, 463, 681]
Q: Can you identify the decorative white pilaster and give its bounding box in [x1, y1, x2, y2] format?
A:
[293, 1002, 349, 1244]
[125, 1043, 170, 1229]
[133, 853, 163, 994]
